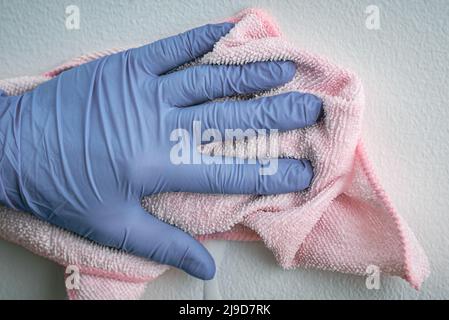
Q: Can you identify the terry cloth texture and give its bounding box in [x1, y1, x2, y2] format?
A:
[0, 8, 429, 300]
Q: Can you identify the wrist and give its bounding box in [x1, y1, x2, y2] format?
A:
[0, 92, 26, 211]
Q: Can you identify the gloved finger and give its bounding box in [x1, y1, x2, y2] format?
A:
[133, 22, 234, 76]
[165, 158, 313, 195]
[160, 61, 296, 107]
[85, 204, 216, 280]
[175, 92, 323, 134]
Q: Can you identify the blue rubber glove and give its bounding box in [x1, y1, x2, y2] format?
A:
[0, 23, 322, 280]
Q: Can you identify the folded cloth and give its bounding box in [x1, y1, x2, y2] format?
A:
[0, 8, 429, 300]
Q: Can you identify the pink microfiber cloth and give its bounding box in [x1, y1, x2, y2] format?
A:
[0, 9, 429, 300]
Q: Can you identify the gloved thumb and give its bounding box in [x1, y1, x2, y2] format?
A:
[96, 203, 216, 280]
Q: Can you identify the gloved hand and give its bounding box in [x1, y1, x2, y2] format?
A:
[0, 23, 323, 280]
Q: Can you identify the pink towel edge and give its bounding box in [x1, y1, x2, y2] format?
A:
[355, 141, 430, 289]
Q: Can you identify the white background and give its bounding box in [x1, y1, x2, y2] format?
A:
[0, 0, 448, 299]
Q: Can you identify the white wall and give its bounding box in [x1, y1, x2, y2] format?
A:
[0, 0, 448, 299]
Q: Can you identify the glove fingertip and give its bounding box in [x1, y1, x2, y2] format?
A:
[203, 22, 234, 43]
[180, 241, 216, 280]
[211, 22, 235, 33]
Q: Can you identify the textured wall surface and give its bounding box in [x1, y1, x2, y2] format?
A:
[0, 0, 448, 299]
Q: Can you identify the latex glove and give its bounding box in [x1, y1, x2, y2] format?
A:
[0, 23, 323, 280]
